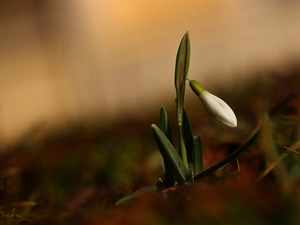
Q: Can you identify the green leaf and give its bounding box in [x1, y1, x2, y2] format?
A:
[175, 32, 191, 125]
[174, 32, 191, 171]
[160, 105, 174, 144]
[182, 108, 194, 180]
[152, 124, 190, 183]
[193, 136, 203, 176]
[159, 106, 175, 187]
[182, 108, 193, 147]
[194, 126, 261, 180]
[115, 180, 163, 205]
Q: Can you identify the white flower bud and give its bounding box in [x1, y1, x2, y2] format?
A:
[189, 80, 237, 127]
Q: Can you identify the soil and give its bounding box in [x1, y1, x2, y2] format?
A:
[0, 66, 300, 225]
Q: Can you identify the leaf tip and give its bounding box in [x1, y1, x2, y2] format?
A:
[151, 124, 157, 129]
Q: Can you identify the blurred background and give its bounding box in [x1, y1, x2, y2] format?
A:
[1, 2, 300, 222]
[1, 0, 300, 143]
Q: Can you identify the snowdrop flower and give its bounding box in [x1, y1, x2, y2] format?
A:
[189, 80, 237, 127]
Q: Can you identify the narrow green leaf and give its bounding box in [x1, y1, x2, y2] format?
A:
[175, 32, 191, 125]
[159, 106, 175, 187]
[182, 108, 193, 154]
[152, 124, 190, 183]
[175, 32, 191, 97]
[182, 108, 194, 180]
[174, 32, 191, 170]
[194, 126, 261, 180]
[115, 181, 163, 205]
[193, 136, 203, 176]
[160, 105, 174, 144]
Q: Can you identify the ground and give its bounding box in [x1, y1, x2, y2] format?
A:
[0, 65, 300, 225]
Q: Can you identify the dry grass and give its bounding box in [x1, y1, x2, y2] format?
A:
[0, 66, 300, 224]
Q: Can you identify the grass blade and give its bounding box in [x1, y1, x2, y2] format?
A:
[115, 181, 162, 206]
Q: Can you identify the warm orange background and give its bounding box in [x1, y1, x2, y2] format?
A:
[1, 0, 300, 142]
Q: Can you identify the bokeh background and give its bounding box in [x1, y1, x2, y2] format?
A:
[1, 0, 300, 143]
[1, 2, 300, 224]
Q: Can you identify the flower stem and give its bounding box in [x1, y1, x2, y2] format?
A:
[178, 124, 188, 169]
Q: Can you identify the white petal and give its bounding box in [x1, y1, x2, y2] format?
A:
[199, 91, 237, 127]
